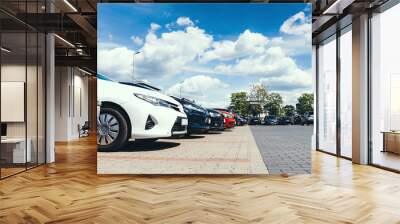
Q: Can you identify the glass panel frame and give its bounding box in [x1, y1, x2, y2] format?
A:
[370, 3, 400, 172]
[0, 28, 28, 178]
[339, 26, 353, 159]
[317, 35, 337, 155]
[0, 1, 46, 179]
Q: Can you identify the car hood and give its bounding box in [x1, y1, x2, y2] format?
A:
[116, 80, 181, 105]
[99, 79, 183, 111]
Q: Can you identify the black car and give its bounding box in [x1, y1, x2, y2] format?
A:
[172, 97, 210, 134]
[248, 117, 261, 125]
[264, 115, 278, 125]
[234, 114, 246, 126]
[278, 116, 291, 125]
[301, 111, 314, 125]
[291, 115, 302, 125]
[207, 109, 224, 131]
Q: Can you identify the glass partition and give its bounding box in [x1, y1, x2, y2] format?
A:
[339, 27, 352, 158]
[1, 31, 28, 177]
[371, 3, 400, 171]
[0, 2, 46, 179]
[317, 36, 337, 154]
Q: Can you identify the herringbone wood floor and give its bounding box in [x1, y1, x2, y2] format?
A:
[1, 136, 400, 223]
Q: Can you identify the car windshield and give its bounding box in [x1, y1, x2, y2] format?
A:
[184, 102, 204, 112]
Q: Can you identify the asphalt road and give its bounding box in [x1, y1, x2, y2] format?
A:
[250, 125, 313, 174]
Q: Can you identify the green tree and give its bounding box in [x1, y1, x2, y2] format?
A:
[265, 92, 283, 116]
[296, 93, 314, 115]
[248, 84, 269, 116]
[282, 105, 295, 117]
[230, 92, 249, 115]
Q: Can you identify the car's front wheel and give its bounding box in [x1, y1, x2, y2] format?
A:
[97, 106, 128, 152]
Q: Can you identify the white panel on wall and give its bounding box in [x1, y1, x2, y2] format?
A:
[1, 82, 25, 122]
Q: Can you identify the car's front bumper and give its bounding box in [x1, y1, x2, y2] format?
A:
[210, 116, 224, 130]
[187, 114, 211, 134]
[225, 119, 236, 128]
[122, 99, 188, 139]
[188, 124, 210, 134]
[171, 117, 188, 136]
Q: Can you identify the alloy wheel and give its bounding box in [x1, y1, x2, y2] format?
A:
[97, 113, 120, 145]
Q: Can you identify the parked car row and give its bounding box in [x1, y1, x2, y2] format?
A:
[247, 112, 314, 126]
[97, 74, 245, 151]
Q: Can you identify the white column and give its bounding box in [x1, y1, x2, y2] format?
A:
[46, 32, 55, 163]
[352, 14, 369, 164]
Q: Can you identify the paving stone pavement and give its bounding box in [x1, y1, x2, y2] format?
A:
[250, 125, 313, 174]
[98, 126, 268, 174]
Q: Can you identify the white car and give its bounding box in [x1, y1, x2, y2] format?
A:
[97, 74, 188, 151]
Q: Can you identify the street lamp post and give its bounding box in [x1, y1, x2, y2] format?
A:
[179, 80, 184, 98]
[132, 51, 141, 82]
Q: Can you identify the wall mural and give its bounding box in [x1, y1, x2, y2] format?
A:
[97, 3, 313, 175]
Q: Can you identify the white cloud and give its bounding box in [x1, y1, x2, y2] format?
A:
[165, 75, 231, 108]
[131, 36, 143, 45]
[165, 23, 173, 30]
[214, 47, 296, 77]
[273, 11, 311, 56]
[98, 46, 134, 81]
[166, 75, 228, 97]
[98, 25, 213, 81]
[150, 23, 161, 32]
[280, 91, 304, 106]
[200, 29, 269, 63]
[176, 17, 194, 26]
[259, 68, 312, 91]
[270, 36, 311, 56]
[98, 14, 312, 106]
[211, 44, 312, 106]
[280, 12, 310, 36]
[135, 26, 213, 78]
[271, 12, 311, 56]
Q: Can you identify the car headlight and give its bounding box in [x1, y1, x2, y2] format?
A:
[134, 93, 171, 108]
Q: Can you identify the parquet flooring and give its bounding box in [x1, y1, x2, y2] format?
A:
[1, 136, 400, 223]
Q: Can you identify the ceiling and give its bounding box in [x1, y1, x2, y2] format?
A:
[1, 0, 394, 71]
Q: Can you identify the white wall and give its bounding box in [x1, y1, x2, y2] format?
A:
[55, 67, 89, 141]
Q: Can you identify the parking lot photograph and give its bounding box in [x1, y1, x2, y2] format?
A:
[97, 3, 313, 174]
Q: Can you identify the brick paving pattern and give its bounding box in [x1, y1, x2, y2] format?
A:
[98, 126, 268, 174]
[250, 125, 313, 174]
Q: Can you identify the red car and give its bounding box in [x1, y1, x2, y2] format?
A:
[216, 110, 236, 128]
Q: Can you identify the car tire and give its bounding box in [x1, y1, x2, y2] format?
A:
[97, 106, 129, 152]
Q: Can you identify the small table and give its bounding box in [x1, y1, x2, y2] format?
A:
[1, 138, 31, 164]
[381, 131, 400, 154]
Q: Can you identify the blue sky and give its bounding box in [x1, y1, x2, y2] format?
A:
[98, 3, 312, 107]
